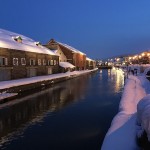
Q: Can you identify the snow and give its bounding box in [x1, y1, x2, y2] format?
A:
[86, 57, 95, 61]
[0, 69, 98, 90]
[143, 67, 150, 76]
[57, 42, 86, 55]
[52, 50, 58, 54]
[128, 64, 150, 75]
[0, 93, 18, 100]
[0, 28, 56, 55]
[59, 62, 75, 68]
[137, 95, 150, 141]
[101, 69, 147, 150]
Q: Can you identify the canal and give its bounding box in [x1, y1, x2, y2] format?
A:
[0, 69, 124, 150]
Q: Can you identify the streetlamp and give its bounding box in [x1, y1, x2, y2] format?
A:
[126, 62, 129, 79]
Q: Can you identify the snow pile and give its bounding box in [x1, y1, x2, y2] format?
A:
[59, 62, 75, 68]
[143, 67, 150, 76]
[129, 64, 150, 75]
[119, 76, 146, 114]
[128, 65, 141, 74]
[137, 95, 150, 141]
[101, 75, 146, 150]
[0, 28, 56, 55]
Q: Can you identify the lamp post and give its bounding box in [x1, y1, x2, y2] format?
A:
[126, 62, 129, 79]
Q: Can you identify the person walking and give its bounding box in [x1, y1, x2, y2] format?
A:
[134, 69, 137, 76]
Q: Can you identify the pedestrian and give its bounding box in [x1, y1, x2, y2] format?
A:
[134, 69, 137, 76]
[128, 68, 131, 75]
[131, 70, 134, 75]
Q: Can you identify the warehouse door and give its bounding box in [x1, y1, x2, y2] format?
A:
[27, 68, 37, 77]
[0, 69, 11, 81]
[48, 67, 52, 75]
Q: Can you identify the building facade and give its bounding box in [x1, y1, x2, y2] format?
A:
[45, 39, 86, 70]
[86, 57, 96, 69]
[51, 48, 67, 62]
[0, 29, 59, 81]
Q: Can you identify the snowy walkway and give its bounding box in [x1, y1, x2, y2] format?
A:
[0, 69, 98, 100]
[102, 73, 149, 150]
[0, 69, 97, 90]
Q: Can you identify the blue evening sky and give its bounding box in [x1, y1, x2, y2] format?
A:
[1, 0, 150, 59]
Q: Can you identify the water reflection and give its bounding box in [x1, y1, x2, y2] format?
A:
[111, 69, 124, 93]
[99, 69, 124, 93]
[0, 75, 90, 146]
[0, 70, 125, 150]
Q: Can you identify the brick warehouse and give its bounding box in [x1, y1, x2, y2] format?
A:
[0, 29, 59, 81]
[45, 39, 87, 70]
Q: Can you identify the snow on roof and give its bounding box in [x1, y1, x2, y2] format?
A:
[52, 50, 58, 53]
[59, 62, 75, 68]
[0, 28, 56, 55]
[86, 57, 95, 61]
[57, 42, 86, 55]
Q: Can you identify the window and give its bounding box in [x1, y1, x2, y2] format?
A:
[43, 59, 46, 65]
[13, 58, 18, 66]
[21, 58, 26, 65]
[30, 59, 35, 66]
[35, 41, 41, 46]
[54, 60, 56, 65]
[48, 60, 51, 66]
[38, 59, 41, 65]
[50, 60, 53, 65]
[13, 36, 22, 43]
[0, 57, 8, 66]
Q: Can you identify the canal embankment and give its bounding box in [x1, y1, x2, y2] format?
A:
[101, 69, 150, 150]
[0, 68, 98, 102]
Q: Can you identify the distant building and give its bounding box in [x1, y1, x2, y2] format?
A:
[86, 57, 96, 69]
[0, 29, 59, 81]
[45, 39, 86, 70]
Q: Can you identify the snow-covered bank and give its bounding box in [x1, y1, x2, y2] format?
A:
[0, 69, 97, 90]
[0, 93, 18, 101]
[101, 72, 147, 150]
[0, 69, 98, 100]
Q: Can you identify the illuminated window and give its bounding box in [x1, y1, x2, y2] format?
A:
[38, 59, 41, 65]
[21, 58, 26, 65]
[13, 58, 18, 66]
[54, 60, 56, 65]
[50, 60, 53, 65]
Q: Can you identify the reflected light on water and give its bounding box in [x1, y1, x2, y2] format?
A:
[0, 75, 90, 148]
[0, 70, 124, 150]
[111, 69, 124, 93]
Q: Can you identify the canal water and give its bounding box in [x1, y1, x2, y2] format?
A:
[0, 69, 124, 150]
